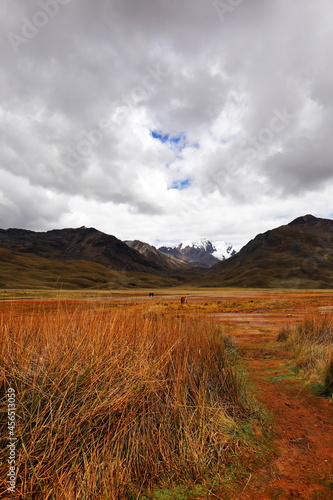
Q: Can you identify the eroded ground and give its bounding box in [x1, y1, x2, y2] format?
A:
[231, 322, 333, 499]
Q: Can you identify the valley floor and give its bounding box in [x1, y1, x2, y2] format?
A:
[1, 288, 333, 499]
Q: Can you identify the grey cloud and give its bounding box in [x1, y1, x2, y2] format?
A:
[1, 0, 333, 244]
[0, 170, 70, 229]
[264, 132, 333, 195]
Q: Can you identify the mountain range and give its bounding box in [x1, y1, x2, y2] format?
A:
[0, 227, 187, 289]
[158, 238, 236, 267]
[199, 214, 333, 288]
[1, 214, 333, 289]
[124, 240, 190, 271]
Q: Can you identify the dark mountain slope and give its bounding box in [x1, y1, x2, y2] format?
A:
[0, 248, 180, 289]
[125, 240, 190, 272]
[0, 227, 176, 275]
[199, 215, 333, 288]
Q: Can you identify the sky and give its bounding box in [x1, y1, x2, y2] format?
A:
[1, 0, 333, 250]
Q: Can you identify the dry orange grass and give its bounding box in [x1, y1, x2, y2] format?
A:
[278, 314, 333, 396]
[1, 302, 255, 499]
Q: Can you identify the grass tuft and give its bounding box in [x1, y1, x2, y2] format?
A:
[323, 355, 333, 396]
[277, 314, 333, 396]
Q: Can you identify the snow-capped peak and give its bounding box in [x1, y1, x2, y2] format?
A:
[211, 241, 236, 260]
[177, 238, 236, 260]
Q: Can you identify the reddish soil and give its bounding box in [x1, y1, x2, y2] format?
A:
[219, 303, 333, 500]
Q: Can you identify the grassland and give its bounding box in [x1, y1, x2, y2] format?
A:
[0, 297, 266, 500]
[1, 288, 333, 499]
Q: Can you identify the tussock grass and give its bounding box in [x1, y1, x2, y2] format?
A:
[278, 315, 333, 396]
[1, 303, 257, 499]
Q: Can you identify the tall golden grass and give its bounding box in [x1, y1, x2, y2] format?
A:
[1, 303, 256, 499]
[278, 314, 333, 396]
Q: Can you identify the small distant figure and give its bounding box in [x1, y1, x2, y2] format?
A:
[149, 292, 155, 297]
[180, 295, 187, 305]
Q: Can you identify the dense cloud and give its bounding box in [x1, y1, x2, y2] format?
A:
[1, 0, 333, 248]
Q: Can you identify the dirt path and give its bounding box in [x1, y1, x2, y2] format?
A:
[230, 324, 333, 500]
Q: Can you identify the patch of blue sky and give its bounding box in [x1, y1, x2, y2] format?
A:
[150, 130, 188, 151]
[169, 178, 192, 190]
[150, 130, 201, 153]
[151, 130, 171, 143]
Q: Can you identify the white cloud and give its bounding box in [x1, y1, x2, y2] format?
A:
[1, 0, 333, 248]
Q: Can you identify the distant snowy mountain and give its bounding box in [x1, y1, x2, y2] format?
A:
[189, 238, 236, 260]
[158, 238, 236, 268]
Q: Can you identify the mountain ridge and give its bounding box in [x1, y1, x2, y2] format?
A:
[198, 214, 333, 288]
[124, 240, 190, 272]
[0, 227, 180, 275]
[1, 214, 333, 289]
[158, 238, 236, 268]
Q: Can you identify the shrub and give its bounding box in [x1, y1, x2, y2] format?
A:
[277, 325, 290, 342]
[278, 315, 333, 393]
